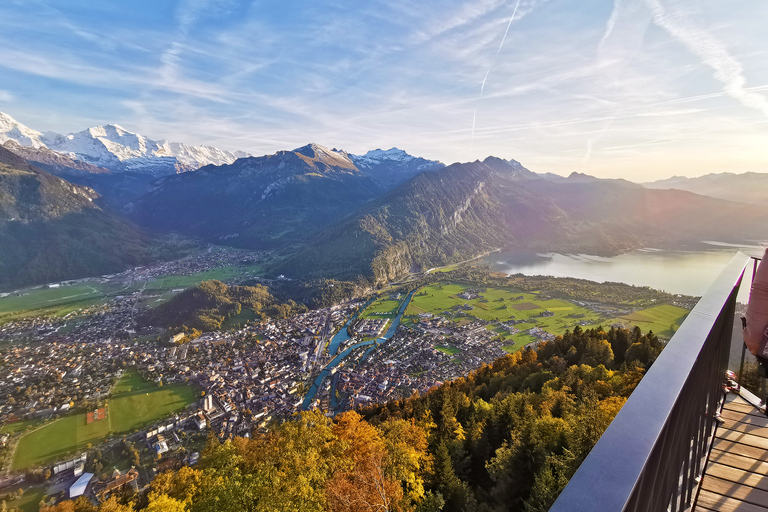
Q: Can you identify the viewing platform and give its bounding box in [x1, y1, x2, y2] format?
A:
[695, 392, 768, 512]
[550, 251, 768, 512]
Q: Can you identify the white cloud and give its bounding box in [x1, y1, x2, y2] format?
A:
[646, 0, 768, 116]
[0, 90, 14, 102]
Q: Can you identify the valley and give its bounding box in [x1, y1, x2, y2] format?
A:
[0, 111, 765, 512]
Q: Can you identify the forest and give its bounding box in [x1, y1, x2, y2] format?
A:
[138, 280, 307, 333]
[36, 325, 663, 512]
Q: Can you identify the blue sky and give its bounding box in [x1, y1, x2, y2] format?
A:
[0, 0, 766, 181]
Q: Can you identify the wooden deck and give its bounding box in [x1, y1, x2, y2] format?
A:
[695, 394, 768, 512]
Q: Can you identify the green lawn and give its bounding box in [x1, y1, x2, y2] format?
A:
[407, 282, 609, 352]
[4, 487, 46, 512]
[435, 345, 461, 355]
[222, 308, 258, 329]
[609, 304, 690, 338]
[112, 370, 155, 395]
[12, 372, 196, 470]
[0, 418, 43, 434]
[360, 298, 402, 318]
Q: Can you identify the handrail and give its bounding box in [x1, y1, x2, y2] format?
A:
[550, 252, 750, 512]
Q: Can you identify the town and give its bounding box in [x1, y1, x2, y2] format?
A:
[0, 259, 693, 509]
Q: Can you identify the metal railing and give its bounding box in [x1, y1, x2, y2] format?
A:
[549, 252, 750, 512]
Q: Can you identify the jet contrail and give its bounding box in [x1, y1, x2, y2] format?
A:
[472, 0, 522, 146]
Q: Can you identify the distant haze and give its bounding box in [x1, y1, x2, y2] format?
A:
[0, 1, 766, 181]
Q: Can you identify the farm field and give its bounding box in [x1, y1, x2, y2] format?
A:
[608, 304, 689, 338]
[12, 371, 196, 470]
[406, 282, 689, 353]
[0, 263, 263, 323]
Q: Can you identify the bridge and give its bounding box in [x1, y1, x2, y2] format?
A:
[550, 252, 767, 512]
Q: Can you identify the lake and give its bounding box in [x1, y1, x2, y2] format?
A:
[482, 242, 766, 297]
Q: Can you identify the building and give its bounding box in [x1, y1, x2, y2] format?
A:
[93, 468, 139, 502]
[69, 472, 94, 499]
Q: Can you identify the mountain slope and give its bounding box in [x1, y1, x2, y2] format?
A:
[644, 172, 768, 205]
[128, 143, 387, 249]
[0, 145, 156, 289]
[275, 159, 768, 284]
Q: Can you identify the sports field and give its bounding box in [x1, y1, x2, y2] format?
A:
[12, 371, 196, 469]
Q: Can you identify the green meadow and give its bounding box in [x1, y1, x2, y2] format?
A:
[360, 297, 403, 318]
[404, 282, 688, 354]
[0, 263, 264, 323]
[12, 371, 196, 470]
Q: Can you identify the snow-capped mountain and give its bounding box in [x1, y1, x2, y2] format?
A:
[0, 111, 249, 175]
[0, 111, 47, 148]
[350, 147, 444, 188]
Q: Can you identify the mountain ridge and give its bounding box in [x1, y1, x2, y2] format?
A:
[0, 111, 250, 176]
[0, 145, 160, 289]
[643, 171, 768, 204]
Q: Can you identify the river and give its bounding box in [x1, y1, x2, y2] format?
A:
[482, 242, 766, 297]
[301, 289, 417, 410]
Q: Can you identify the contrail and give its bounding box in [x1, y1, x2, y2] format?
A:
[472, 0, 522, 146]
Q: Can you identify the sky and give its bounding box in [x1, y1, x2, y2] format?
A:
[0, 0, 767, 181]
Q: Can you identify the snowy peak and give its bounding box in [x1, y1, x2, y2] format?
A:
[350, 147, 444, 188]
[354, 147, 411, 163]
[0, 110, 250, 176]
[0, 111, 46, 149]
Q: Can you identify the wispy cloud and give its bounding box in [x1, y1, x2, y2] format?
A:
[646, 0, 768, 116]
[0, 90, 14, 102]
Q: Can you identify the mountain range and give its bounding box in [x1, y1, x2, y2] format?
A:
[0, 111, 248, 175]
[644, 172, 768, 205]
[275, 158, 768, 283]
[3, 109, 768, 291]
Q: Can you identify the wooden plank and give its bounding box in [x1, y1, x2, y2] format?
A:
[720, 409, 768, 427]
[701, 475, 768, 508]
[722, 419, 768, 437]
[710, 449, 768, 475]
[696, 489, 768, 512]
[712, 438, 768, 460]
[705, 464, 768, 492]
[724, 401, 767, 418]
[716, 429, 768, 450]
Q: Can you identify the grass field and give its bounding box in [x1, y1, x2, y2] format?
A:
[0, 263, 264, 324]
[222, 308, 258, 329]
[0, 418, 42, 434]
[609, 304, 689, 338]
[360, 298, 402, 318]
[406, 283, 605, 346]
[435, 345, 461, 355]
[12, 372, 196, 469]
[4, 487, 45, 512]
[405, 282, 692, 352]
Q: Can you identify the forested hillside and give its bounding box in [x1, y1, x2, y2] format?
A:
[0, 145, 159, 290]
[139, 280, 307, 332]
[40, 326, 661, 512]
